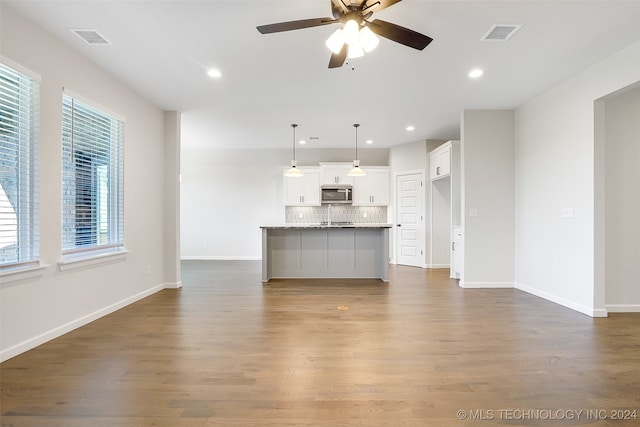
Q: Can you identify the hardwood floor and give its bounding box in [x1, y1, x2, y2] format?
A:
[2, 261, 639, 426]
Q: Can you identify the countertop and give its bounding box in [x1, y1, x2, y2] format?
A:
[260, 223, 392, 229]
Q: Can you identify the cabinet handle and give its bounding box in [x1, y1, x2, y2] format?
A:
[397, 224, 402, 227]
[452, 242, 456, 251]
[436, 166, 440, 175]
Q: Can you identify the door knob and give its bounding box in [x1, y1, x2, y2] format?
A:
[397, 224, 401, 227]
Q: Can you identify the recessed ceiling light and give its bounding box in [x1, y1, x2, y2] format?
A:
[469, 68, 484, 79]
[406, 126, 415, 131]
[207, 69, 222, 78]
[366, 139, 373, 145]
[298, 140, 306, 145]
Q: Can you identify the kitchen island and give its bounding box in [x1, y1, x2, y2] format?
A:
[260, 224, 391, 282]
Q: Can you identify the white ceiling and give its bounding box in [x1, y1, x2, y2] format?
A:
[6, 0, 640, 149]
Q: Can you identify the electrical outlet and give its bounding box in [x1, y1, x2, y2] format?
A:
[561, 208, 574, 218]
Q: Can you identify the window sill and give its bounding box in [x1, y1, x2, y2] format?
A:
[58, 249, 130, 272]
[0, 264, 50, 287]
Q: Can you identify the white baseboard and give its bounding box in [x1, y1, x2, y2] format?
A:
[164, 281, 182, 289]
[592, 308, 609, 317]
[425, 264, 450, 269]
[0, 284, 165, 363]
[460, 281, 514, 288]
[605, 304, 640, 313]
[515, 282, 608, 318]
[181, 256, 261, 261]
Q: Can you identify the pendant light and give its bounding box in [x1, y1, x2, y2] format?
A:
[284, 124, 303, 177]
[347, 123, 366, 176]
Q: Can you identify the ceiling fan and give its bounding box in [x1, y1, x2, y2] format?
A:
[256, 0, 433, 68]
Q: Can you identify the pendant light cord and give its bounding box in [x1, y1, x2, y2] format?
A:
[291, 123, 298, 161]
[353, 123, 360, 160]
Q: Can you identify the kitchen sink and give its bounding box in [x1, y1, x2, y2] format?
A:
[319, 221, 353, 226]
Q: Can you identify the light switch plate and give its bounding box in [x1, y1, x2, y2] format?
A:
[469, 208, 479, 217]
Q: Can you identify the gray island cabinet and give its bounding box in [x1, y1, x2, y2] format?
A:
[260, 224, 391, 282]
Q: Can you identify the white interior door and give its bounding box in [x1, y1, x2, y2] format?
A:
[396, 173, 424, 267]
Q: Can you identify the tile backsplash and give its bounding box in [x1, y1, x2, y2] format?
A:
[286, 205, 387, 224]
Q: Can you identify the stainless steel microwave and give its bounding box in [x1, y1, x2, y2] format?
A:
[321, 186, 352, 204]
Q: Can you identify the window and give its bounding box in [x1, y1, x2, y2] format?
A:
[0, 61, 40, 270]
[61, 92, 124, 257]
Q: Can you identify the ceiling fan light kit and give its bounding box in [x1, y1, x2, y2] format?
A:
[342, 19, 360, 44]
[331, 25, 379, 59]
[325, 28, 345, 53]
[257, 0, 433, 69]
[359, 26, 380, 52]
[348, 42, 365, 59]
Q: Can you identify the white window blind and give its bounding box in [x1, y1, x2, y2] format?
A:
[0, 62, 40, 270]
[61, 92, 124, 256]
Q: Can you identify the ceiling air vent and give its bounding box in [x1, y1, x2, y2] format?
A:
[481, 24, 522, 41]
[70, 29, 112, 45]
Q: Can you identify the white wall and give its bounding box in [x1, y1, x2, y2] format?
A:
[0, 7, 172, 361]
[515, 40, 640, 316]
[180, 147, 389, 259]
[461, 110, 515, 288]
[389, 141, 428, 172]
[164, 112, 182, 288]
[604, 86, 640, 311]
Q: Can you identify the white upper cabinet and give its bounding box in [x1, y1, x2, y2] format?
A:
[283, 167, 321, 206]
[352, 167, 390, 206]
[429, 143, 451, 180]
[319, 162, 353, 186]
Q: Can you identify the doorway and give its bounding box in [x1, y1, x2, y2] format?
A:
[597, 84, 640, 312]
[395, 172, 425, 267]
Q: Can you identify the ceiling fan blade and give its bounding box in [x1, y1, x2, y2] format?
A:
[363, 0, 402, 14]
[367, 19, 433, 50]
[328, 44, 347, 68]
[257, 18, 337, 34]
